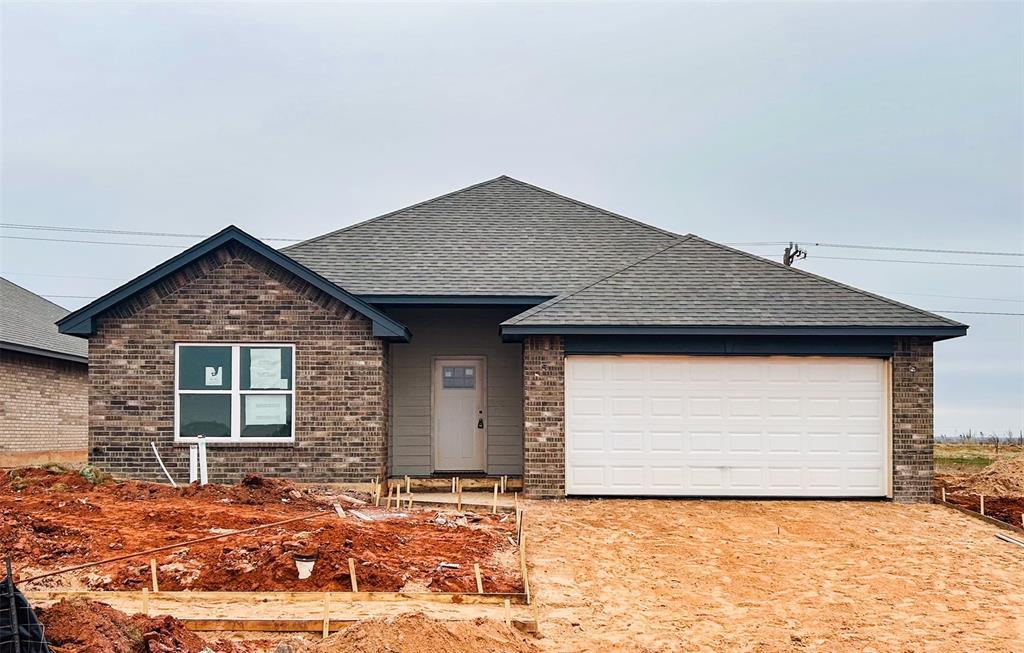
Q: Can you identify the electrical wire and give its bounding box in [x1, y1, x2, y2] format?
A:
[0, 223, 301, 242]
[807, 255, 1023, 269]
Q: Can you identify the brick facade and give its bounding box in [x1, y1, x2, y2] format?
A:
[522, 335, 565, 498]
[0, 349, 88, 461]
[890, 336, 935, 503]
[87, 242, 389, 484]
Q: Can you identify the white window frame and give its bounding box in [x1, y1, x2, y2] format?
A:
[174, 343, 296, 444]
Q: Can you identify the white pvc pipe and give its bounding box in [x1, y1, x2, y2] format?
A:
[197, 435, 208, 486]
[150, 442, 178, 487]
[189, 445, 198, 484]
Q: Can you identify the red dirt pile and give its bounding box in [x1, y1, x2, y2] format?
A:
[37, 599, 264, 653]
[308, 613, 538, 653]
[954, 455, 1024, 498]
[3, 467, 520, 593]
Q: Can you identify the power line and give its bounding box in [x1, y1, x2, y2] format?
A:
[2, 271, 127, 281]
[808, 242, 1023, 257]
[725, 240, 1023, 257]
[3, 223, 1020, 257]
[929, 310, 1024, 316]
[0, 223, 301, 242]
[1, 235, 186, 248]
[808, 255, 1024, 269]
[41, 294, 97, 299]
[884, 290, 1024, 304]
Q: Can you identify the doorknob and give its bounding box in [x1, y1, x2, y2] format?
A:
[477, 418, 485, 429]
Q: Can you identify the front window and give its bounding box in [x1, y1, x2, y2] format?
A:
[175, 344, 295, 442]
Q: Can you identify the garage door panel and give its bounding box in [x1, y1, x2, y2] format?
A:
[565, 356, 888, 497]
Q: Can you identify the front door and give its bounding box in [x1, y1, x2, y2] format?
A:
[433, 358, 486, 472]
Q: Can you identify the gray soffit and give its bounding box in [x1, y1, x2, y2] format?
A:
[500, 236, 967, 339]
[0, 277, 88, 362]
[56, 225, 411, 342]
[284, 176, 680, 296]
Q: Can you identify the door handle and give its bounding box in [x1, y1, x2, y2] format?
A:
[477, 418, 485, 429]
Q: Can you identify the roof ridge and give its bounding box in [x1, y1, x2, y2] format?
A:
[497, 176, 684, 240]
[685, 235, 968, 328]
[281, 175, 513, 252]
[0, 276, 71, 314]
[504, 236, 695, 325]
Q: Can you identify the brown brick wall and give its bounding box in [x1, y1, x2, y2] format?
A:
[0, 349, 88, 457]
[891, 336, 935, 503]
[522, 335, 565, 497]
[87, 242, 389, 484]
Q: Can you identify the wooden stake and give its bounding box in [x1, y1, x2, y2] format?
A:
[474, 563, 483, 594]
[451, 477, 456, 493]
[149, 558, 159, 592]
[504, 597, 511, 626]
[501, 475, 507, 493]
[941, 487, 946, 502]
[141, 587, 149, 616]
[493, 482, 499, 514]
[513, 492, 519, 523]
[385, 483, 394, 509]
[519, 524, 531, 605]
[321, 592, 330, 638]
[457, 481, 463, 511]
[405, 475, 411, 493]
[980, 494, 985, 516]
[348, 558, 358, 592]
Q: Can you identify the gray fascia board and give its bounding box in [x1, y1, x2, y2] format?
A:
[56, 225, 410, 342]
[362, 294, 553, 306]
[500, 324, 969, 341]
[0, 341, 88, 364]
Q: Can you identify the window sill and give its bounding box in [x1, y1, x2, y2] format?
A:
[174, 438, 296, 446]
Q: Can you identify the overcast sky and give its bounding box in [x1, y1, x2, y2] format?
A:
[2, 2, 1021, 435]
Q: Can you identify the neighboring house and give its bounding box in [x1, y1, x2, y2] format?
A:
[1, 277, 89, 466]
[56, 177, 967, 501]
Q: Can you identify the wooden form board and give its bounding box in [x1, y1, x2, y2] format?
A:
[182, 617, 538, 633]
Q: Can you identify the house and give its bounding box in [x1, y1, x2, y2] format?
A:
[56, 177, 967, 501]
[1, 277, 89, 466]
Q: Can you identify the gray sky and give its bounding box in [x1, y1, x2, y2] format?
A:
[2, 2, 1021, 435]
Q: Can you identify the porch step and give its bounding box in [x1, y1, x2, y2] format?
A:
[389, 476, 523, 493]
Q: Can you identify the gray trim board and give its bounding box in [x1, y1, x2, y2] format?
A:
[563, 335, 897, 357]
[0, 341, 89, 364]
[503, 325, 967, 340]
[56, 225, 411, 342]
[364, 295, 553, 306]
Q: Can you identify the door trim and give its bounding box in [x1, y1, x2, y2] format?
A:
[431, 356, 487, 473]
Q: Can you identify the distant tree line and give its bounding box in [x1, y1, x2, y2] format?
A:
[935, 429, 1024, 446]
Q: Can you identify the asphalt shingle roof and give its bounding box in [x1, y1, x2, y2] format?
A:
[284, 176, 678, 296]
[502, 236, 965, 329]
[1, 277, 88, 360]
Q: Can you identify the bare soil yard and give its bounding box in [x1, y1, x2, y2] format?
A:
[523, 499, 1024, 653]
[1, 467, 520, 594]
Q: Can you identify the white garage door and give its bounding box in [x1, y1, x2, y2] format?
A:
[565, 356, 890, 497]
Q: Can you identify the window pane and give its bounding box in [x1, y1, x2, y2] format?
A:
[241, 346, 293, 390]
[241, 394, 292, 437]
[442, 366, 476, 389]
[178, 346, 232, 390]
[179, 394, 231, 437]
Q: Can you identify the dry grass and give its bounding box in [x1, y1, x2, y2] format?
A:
[933, 442, 1024, 475]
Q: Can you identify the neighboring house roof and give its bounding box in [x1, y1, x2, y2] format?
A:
[0, 277, 88, 362]
[56, 226, 410, 342]
[284, 176, 679, 298]
[501, 236, 967, 338]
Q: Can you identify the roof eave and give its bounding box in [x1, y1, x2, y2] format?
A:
[0, 341, 88, 364]
[500, 324, 969, 342]
[56, 225, 410, 343]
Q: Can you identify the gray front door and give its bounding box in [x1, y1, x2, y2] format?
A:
[433, 358, 486, 471]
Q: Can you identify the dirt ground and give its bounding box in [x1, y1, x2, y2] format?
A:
[522, 499, 1024, 653]
[2, 467, 520, 593]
